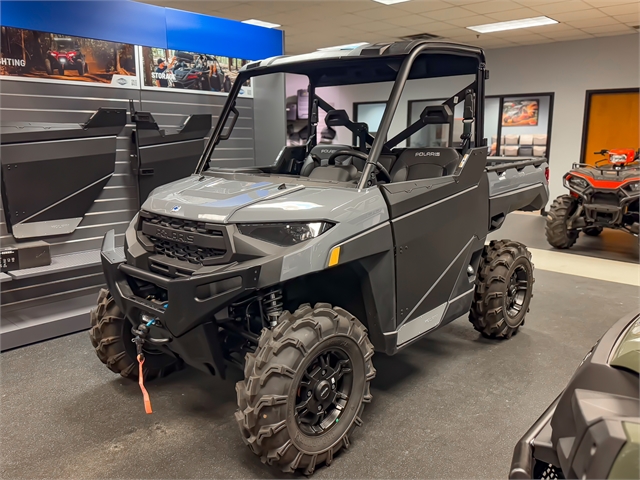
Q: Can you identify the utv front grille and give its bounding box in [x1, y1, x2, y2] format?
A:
[592, 192, 620, 206]
[139, 211, 230, 266]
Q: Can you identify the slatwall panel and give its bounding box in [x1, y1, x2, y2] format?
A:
[139, 90, 255, 167]
[0, 79, 256, 348]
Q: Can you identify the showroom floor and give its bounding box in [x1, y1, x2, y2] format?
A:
[1, 214, 638, 479]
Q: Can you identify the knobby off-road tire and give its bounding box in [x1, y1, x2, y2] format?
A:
[469, 240, 534, 339]
[235, 303, 376, 475]
[545, 195, 579, 249]
[89, 288, 183, 380]
[583, 226, 603, 236]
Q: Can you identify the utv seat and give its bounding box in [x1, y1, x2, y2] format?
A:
[300, 144, 359, 177]
[389, 147, 460, 182]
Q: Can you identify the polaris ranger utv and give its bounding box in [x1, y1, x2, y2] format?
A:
[90, 41, 549, 474]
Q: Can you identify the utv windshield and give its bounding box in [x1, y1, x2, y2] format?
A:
[53, 39, 76, 51]
[197, 41, 486, 189]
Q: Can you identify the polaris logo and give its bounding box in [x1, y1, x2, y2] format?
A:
[321, 149, 337, 154]
[415, 151, 440, 157]
[155, 228, 195, 244]
[117, 78, 127, 86]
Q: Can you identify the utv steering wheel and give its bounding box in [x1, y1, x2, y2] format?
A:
[327, 149, 392, 184]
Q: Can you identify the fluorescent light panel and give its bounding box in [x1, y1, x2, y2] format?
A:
[242, 19, 281, 29]
[372, 0, 411, 5]
[467, 16, 558, 34]
[317, 42, 368, 51]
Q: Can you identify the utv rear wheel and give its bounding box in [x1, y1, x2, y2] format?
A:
[583, 226, 603, 236]
[89, 288, 183, 380]
[44, 58, 53, 75]
[469, 240, 534, 339]
[235, 303, 375, 474]
[545, 195, 579, 249]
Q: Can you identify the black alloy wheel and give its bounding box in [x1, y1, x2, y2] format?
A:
[506, 265, 529, 320]
[295, 348, 353, 436]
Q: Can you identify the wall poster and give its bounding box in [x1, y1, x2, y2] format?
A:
[0, 26, 138, 87]
[502, 99, 539, 127]
[140, 47, 252, 96]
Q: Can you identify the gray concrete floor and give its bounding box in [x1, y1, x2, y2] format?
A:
[1, 269, 638, 479]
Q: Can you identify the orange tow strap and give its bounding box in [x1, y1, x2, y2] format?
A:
[137, 354, 153, 414]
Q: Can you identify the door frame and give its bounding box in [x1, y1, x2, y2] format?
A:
[579, 87, 640, 164]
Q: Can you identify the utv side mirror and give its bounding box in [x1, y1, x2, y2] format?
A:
[220, 106, 239, 141]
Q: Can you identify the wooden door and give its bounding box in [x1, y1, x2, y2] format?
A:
[583, 90, 639, 165]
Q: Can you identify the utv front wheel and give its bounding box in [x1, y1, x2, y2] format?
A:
[89, 288, 183, 380]
[469, 240, 534, 339]
[545, 195, 579, 249]
[235, 303, 375, 474]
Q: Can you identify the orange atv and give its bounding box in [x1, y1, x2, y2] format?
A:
[546, 148, 640, 248]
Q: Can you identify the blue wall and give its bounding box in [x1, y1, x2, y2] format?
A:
[0, 0, 283, 60]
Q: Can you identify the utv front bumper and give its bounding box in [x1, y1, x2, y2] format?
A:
[509, 311, 640, 479]
[100, 230, 262, 377]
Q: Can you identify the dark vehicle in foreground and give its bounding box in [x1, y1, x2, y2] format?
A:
[90, 40, 548, 474]
[45, 37, 87, 76]
[510, 311, 640, 480]
[546, 149, 639, 249]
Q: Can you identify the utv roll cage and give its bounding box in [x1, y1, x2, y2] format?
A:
[196, 40, 488, 189]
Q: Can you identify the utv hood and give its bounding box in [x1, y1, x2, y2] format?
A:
[142, 175, 374, 224]
[143, 176, 303, 223]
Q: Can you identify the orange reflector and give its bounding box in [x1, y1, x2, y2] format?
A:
[328, 246, 340, 267]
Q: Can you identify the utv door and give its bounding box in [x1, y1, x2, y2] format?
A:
[380, 147, 489, 347]
[132, 111, 212, 207]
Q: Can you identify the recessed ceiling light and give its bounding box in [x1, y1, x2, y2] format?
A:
[317, 42, 369, 51]
[372, 0, 411, 4]
[242, 19, 281, 29]
[467, 16, 558, 34]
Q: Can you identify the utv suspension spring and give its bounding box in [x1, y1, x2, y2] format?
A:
[263, 289, 283, 327]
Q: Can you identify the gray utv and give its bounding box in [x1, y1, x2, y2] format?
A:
[91, 41, 549, 474]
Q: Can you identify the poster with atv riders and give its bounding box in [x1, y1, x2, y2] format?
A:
[0, 26, 138, 87]
[140, 47, 252, 97]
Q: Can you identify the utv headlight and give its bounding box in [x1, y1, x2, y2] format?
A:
[569, 176, 589, 190]
[238, 222, 334, 246]
[626, 182, 640, 193]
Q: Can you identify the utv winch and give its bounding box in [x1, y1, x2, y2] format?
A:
[90, 40, 549, 474]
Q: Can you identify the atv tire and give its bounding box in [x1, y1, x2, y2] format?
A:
[44, 58, 53, 75]
[77, 61, 85, 76]
[235, 303, 375, 474]
[469, 240, 534, 339]
[89, 288, 183, 380]
[545, 195, 579, 249]
[583, 226, 603, 236]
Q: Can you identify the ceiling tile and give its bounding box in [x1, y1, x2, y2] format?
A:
[463, 0, 524, 15]
[423, 6, 480, 21]
[549, 9, 607, 22]
[351, 20, 399, 32]
[385, 15, 439, 27]
[486, 7, 541, 21]
[613, 14, 640, 25]
[584, 0, 638, 7]
[592, 29, 638, 37]
[410, 21, 463, 32]
[567, 17, 621, 29]
[446, 14, 496, 27]
[599, 3, 640, 16]
[513, 0, 566, 5]
[582, 23, 635, 34]
[354, 5, 413, 20]
[393, 0, 453, 14]
[318, 13, 374, 27]
[531, 1, 593, 15]
[376, 27, 424, 39]
[541, 29, 592, 38]
[429, 26, 472, 37]
[527, 22, 579, 33]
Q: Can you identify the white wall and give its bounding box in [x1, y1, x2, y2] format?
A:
[287, 34, 639, 205]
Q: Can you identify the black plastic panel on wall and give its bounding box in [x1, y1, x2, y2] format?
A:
[0, 79, 256, 319]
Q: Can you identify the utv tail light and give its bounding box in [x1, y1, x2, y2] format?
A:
[544, 167, 549, 182]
